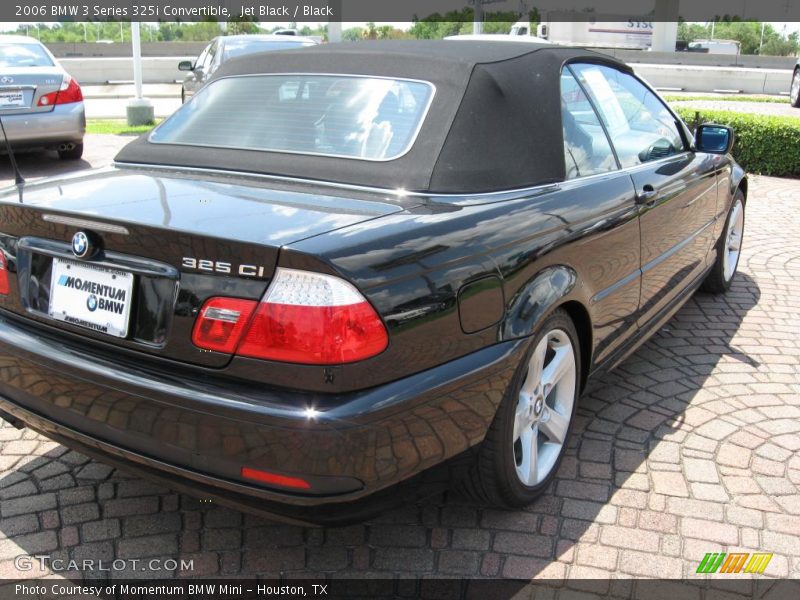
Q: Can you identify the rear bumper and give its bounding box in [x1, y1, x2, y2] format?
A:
[0, 311, 523, 523]
[0, 102, 85, 147]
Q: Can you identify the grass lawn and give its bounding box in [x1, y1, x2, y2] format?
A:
[86, 119, 162, 136]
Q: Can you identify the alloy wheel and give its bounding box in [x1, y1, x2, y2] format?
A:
[723, 198, 744, 282]
[512, 329, 577, 487]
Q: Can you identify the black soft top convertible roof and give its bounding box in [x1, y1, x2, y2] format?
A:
[116, 40, 631, 194]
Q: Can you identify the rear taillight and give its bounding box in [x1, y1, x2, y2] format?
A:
[0, 254, 9, 295]
[191, 297, 257, 354]
[192, 268, 388, 365]
[37, 75, 83, 107]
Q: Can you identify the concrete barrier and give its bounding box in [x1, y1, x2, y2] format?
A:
[60, 57, 192, 85]
[47, 41, 207, 58]
[599, 48, 797, 70]
[58, 55, 795, 95]
[633, 63, 793, 95]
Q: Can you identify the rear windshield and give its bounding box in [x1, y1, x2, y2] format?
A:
[0, 43, 54, 67]
[223, 40, 315, 60]
[149, 74, 435, 161]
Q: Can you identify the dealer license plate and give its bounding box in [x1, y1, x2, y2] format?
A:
[0, 91, 25, 108]
[49, 258, 135, 338]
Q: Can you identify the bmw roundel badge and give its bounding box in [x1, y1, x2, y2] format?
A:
[71, 231, 92, 259]
[86, 294, 98, 312]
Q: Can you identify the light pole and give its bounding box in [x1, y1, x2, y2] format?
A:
[474, 0, 483, 35]
[126, 22, 155, 126]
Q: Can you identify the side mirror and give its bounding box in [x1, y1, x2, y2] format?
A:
[695, 124, 734, 154]
[178, 60, 194, 72]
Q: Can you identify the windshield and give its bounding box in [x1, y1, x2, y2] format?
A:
[0, 43, 54, 67]
[223, 39, 315, 60]
[150, 74, 435, 161]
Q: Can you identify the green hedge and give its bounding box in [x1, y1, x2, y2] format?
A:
[674, 107, 800, 178]
[664, 94, 789, 104]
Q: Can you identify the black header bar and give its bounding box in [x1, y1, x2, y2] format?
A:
[4, 0, 800, 23]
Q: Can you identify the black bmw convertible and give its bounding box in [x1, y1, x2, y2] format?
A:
[0, 41, 746, 524]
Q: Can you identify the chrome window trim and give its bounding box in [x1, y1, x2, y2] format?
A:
[114, 151, 687, 201]
[148, 72, 437, 163]
[113, 161, 558, 200]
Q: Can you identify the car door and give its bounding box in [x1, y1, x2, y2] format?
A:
[183, 43, 210, 98]
[185, 40, 218, 98]
[559, 68, 642, 364]
[202, 40, 222, 82]
[570, 63, 718, 327]
[198, 40, 222, 88]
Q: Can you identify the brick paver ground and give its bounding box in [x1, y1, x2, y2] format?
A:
[0, 146, 798, 581]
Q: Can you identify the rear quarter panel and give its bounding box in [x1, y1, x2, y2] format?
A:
[284, 171, 640, 391]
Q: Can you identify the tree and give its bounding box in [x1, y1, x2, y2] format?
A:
[342, 27, 365, 42]
[759, 31, 799, 56]
[362, 22, 378, 40]
[677, 21, 709, 42]
[227, 17, 259, 36]
[677, 20, 799, 56]
[410, 8, 537, 39]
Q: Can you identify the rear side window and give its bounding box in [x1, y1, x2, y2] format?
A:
[150, 74, 435, 161]
[0, 43, 54, 67]
[569, 63, 685, 167]
[560, 70, 618, 179]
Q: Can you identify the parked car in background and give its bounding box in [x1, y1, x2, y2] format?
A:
[791, 58, 800, 108]
[687, 39, 741, 55]
[0, 35, 85, 160]
[178, 34, 318, 102]
[0, 41, 746, 524]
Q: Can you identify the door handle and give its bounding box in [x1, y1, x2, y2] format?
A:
[636, 185, 658, 206]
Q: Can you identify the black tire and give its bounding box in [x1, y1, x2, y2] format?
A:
[181, 87, 186, 104]
[57, 142, 84, 161]
[461, 308, 581, 507]
[791, 69, 800, 108]
[701, 188, 745, 294]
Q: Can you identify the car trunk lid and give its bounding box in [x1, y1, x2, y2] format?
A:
[0, 67, 64, 115]
[0, 166, 411, 367]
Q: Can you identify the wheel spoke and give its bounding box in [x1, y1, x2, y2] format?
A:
[520, 338, 547, 397]
[513, 395, 532, 440]
[517, 426, 538, 485]
[729, 203, 741, 233]
[539, 407, 570, 445]
[541, 343, 574, 393]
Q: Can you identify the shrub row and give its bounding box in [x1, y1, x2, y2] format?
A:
[674, 107, 800, 178]
[665, 94, 789, 104]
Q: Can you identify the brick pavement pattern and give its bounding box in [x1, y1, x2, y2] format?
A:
[0, 171, 798, 581]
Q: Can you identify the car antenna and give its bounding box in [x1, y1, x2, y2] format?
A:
[0, 115, 25, 186]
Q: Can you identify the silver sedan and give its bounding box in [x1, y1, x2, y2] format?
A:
[0, 35, 85, 160]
